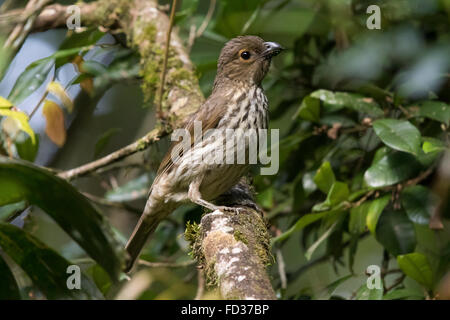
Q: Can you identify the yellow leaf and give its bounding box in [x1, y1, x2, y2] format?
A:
[42, 100, 66, 147]
[0, 96, 13, 108]
[47, 81, 74, 113]
[71, 56, 93, 95]
[72, 55, 84, 72]
[0, 108, 36, 144]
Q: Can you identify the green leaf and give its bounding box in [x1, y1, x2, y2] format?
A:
[84, 53, 140, 92]
[0, 156, 125, 279]
[326, 182, 350, 204]
[0, 109, 36, 145]
[366, 195, 390, 235]
[320, 274, 353, 299]
[28, 46, 93, 70]
[0, 201, 27, 222]
[364, 152, 421, 188]
[422, 137, 446, 154]
[372, 119, 421, 156]
[8, 59, 54, 105]
[310, 90, 384, 117]
[359, 128, 381, 152]
[256, 187, 274, 209]
[375, 210, 416, 256]
[383, 288, 424, 300]
[272, 208, 342, 243]
[407, 101, 450, 126]
[86, 264, 112, 296]
[0, 223, 103, 299]
[0, 253, 21, 300]
[372, 146, 389, 164]
[355, 282, 383, 300]
[213, 0, 261, 37]
[297, 96, 320, 122]
[313, 181, 349, 211]
[401, 185, 435, 225]
[16, 133, 39, 162]
[349, 202, 372, 235]
[94, 128, 122, 158]
[251, 9, 315, 39]
[0, 96, 13, 108]
[105, 174, 151, 202]
[397, 253, 433, 289]
[319, 115, 356, 128]
[58, 28, 104, 51]
[313, 161, 336, 194]
[305, 219, 339, 260]
[81, 60, 108, 76]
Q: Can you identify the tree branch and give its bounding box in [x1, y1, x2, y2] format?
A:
[156, 0, 178, 118]
[58, 127, 162, 180]
[187, 182, 276, 300]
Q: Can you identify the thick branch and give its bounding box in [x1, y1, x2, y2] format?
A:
[187, 182, 276, 300]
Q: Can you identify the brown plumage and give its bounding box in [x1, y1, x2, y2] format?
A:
[125, 36, 283, 271]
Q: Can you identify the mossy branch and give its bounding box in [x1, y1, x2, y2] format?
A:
[186, 181, 276, 300]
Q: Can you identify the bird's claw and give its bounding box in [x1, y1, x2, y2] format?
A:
[217, 206, 242, 214]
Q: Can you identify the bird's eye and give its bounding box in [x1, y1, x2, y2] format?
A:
[240, 50, 251, 60]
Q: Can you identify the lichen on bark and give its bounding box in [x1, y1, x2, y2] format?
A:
[185, 182, 276, 300]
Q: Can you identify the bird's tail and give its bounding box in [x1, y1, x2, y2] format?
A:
[124, 197, 174, 272]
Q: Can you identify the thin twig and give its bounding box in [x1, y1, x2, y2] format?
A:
[382, 268, 401, 276]
[29, 74, 54, 118]
[82, 192, 141, 214]
[156, 0, 178, 119]
[29, 90, 49, 118]
[58, 127, 164, 181]
[286, 231, 370, 283]
[187, 0, 216, 52]
[351, 190, 375, 208]
[0, 0, 14, 14]
[194, 269, 205, 300]
[93, 162, 145, 175]
[4, 0, 52, 50]
[385, 274, 406, 292]
[381, 249, 390, 286]
[404, 167, 434, 187]
[276, 248, 287, 290]
[138, 259, 195, 268]
[196, 0, 216, 38]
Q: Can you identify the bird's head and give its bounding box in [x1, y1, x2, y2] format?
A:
[215, 35, 283, 87]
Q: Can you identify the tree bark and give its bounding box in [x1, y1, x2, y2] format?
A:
[188, 182, 276, 300]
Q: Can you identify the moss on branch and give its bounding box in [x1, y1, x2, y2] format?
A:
[185, 182, 276, 300]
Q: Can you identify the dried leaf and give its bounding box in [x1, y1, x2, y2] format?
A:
[42, 100, 66, 147]
[47, 81, 74, 113]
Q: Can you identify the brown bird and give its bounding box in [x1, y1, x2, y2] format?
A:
[125, 36, 283, 271]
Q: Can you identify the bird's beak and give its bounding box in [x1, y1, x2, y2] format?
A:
[262, 41, 284, 59]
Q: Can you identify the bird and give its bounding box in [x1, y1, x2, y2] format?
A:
[125, 35, 283, 271]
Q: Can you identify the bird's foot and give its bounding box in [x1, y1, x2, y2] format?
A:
[216, 206, 242, 214]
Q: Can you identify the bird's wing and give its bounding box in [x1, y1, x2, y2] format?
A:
[152, 94, 227, 185]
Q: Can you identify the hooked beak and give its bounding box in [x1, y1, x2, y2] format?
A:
[262, 41, 284, 59]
